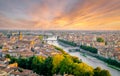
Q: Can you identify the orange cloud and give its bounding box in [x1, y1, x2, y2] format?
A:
[0, 0, 120, 30]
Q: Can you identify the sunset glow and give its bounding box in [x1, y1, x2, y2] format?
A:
[0, 0, 120, 30]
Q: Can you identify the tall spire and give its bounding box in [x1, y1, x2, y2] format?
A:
[19, 32, 23, 40]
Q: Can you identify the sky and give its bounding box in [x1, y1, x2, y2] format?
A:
[0, 0, 120, 30]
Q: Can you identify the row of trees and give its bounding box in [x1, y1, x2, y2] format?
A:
[58, 39, 77, 47]
[8, 54, 111, 76]
[79, 45, 120, 69]
[95, 55, 120, 68]
[58, 39, 97, 54]
[80, 45, 98, 54]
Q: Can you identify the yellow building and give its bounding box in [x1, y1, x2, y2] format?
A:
[10, 37, 16, 43]
[2, 43, 9, 51]
[8, 62, 18, 68]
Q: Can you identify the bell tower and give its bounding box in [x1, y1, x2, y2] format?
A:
[19, 32, 23, 40]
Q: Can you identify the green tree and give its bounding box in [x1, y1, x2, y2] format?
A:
[93, 67, 111, 76]
[31, 56, 45, 74]
[17, 57, 27, 69]
[5, 54, 11, 58]
[39, 35, 43, 40]
[52, 54, 64, 74]
[0, 45, 2, 49]
[9, 57, 17, 64]
[97, 37, 104, 42]
[93, 67, 101, 76]
[43, 56, 53, 76]
[59, 56, 73, 74]
[71, 56, 82, 63]
[73, 63, 93, 76]
[105, 41, 107, 45]
[100, 70, 111, 76]
[26, 56, 34, 69]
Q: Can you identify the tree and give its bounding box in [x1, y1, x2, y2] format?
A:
[73, 63, 93, 76]
[59, 56, 73, 74]
[5, 54, 11, 58]
[0, 45, 2, 49]
[71, 56, 82, 63]
[39, 35, 43, 41]
[105, 41, 107, 45]
[17, 57, 27, 69]
[100, 70, 111, 76]
[93, 67, 111, 76]
[97, 37, 104, 42]
[9, 57, 17, 64]
[43, 57, 53, 76]
[93, 67, 101, 76]
[31, 56, 45, 74]
[52, 54, 64, 74]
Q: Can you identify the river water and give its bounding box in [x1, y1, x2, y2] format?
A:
[47, 41, 120, 76]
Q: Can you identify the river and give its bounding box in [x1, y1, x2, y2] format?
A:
[47, 41, 120, 76]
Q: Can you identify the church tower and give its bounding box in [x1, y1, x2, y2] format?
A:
[19, 32, 23, 40]
[30, 40, 35, 48]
